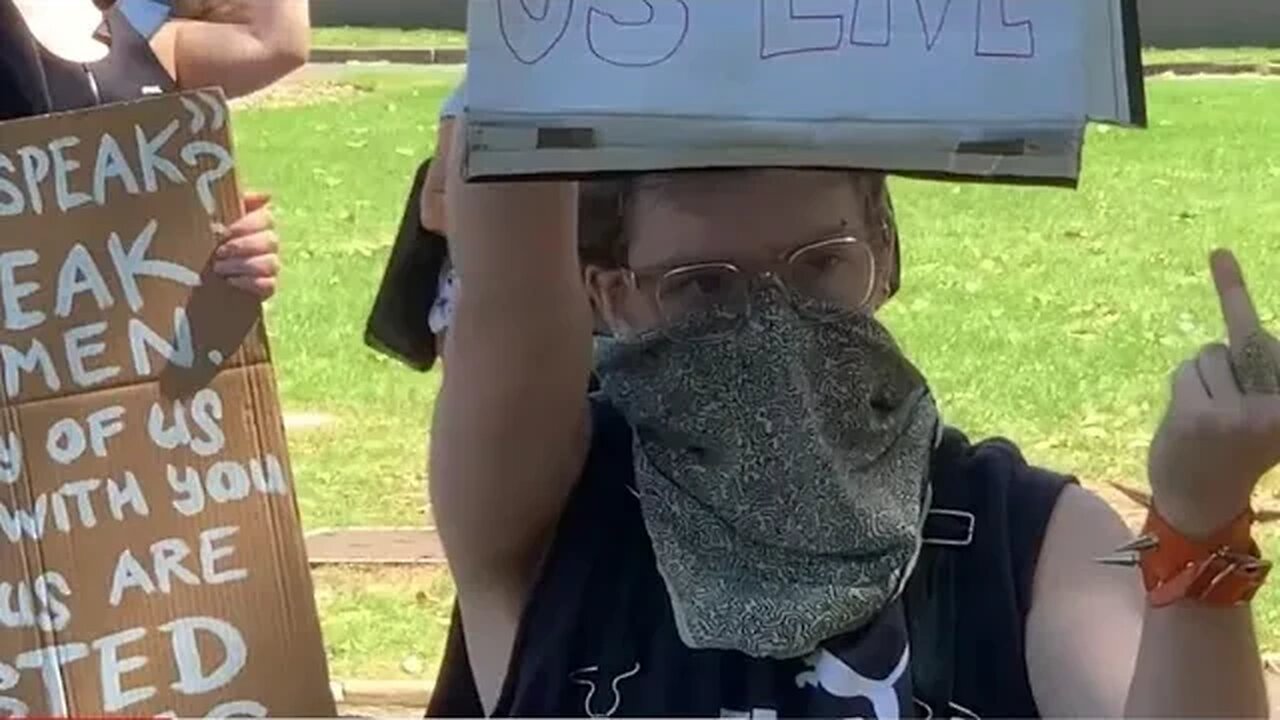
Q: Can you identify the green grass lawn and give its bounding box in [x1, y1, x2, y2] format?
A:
[234, 68, 459, 534]
[312, 567, 455, 682]
[309, 26, 1279, 68]
[230, 66, 460, 682]
[231, 70, 1280, 679]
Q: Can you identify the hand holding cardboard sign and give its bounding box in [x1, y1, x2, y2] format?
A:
[0, 91, 333, 716]
[1148, 250, 1280, 538]
[212, 191, 281, 299]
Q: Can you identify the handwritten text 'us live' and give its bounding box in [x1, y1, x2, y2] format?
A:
[494, 0, 1038, 68]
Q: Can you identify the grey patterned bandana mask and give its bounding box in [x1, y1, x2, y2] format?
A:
[595, 288, 940, 659]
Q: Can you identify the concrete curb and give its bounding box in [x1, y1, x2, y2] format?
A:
[309, 46, 1279, 76]
[332, 679, 432, 707]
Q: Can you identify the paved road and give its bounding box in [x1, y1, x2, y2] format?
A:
[307, 528, 445, 565]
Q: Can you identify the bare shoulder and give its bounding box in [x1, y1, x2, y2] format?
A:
[145, 18, 180, 79]
[1031, 483, 1142, 608]
[1025, 484, 1144, 716]
[1042, 485, 1134, 559]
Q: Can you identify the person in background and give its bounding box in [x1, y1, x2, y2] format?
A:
[132, 0, 310, 99]
[429, 96, 1275, 718]
[0, 0, 311, 298]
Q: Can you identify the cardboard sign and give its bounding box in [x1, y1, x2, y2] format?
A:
[0, 91, 334, 717]
[464, 0, 1147, 185]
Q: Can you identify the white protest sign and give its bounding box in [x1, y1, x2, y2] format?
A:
[464, 0, 1146, 184]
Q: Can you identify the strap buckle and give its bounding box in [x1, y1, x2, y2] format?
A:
[922, 509, 975, 547]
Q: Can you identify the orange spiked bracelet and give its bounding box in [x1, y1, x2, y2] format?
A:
[1099, 504, 1271, 607]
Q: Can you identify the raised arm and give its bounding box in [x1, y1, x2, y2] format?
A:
[428, 120, 595, 711]
[149, 0, 310, 98]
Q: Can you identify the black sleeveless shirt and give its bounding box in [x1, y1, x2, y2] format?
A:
[0, 0, 176, 121]
[429, 400, 1073, 718]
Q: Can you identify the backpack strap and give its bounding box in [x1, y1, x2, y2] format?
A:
[905, 429, 1072, 720]
[906, 422, 972, 712]
[905, 507, 974, 718]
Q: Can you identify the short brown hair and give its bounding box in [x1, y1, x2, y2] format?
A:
[576, 171, 902, 296]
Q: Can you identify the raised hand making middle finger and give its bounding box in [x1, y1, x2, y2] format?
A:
[1148, 249, 1280, 538]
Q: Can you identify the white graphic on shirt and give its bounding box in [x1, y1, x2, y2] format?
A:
[569, 661, 641, 718]
[795, 644, 910, 719]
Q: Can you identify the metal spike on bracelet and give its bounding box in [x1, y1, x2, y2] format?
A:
[1108, 481, 1153, 510]
[1095, 534, 1160, 567]
[1107, 481, 1280, 525]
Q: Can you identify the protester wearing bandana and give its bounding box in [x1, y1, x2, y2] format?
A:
[429, 112, 1275, 716]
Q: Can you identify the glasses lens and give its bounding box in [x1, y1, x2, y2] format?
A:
[787, 238, 876, 317]
[656, 265, 747, 339]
